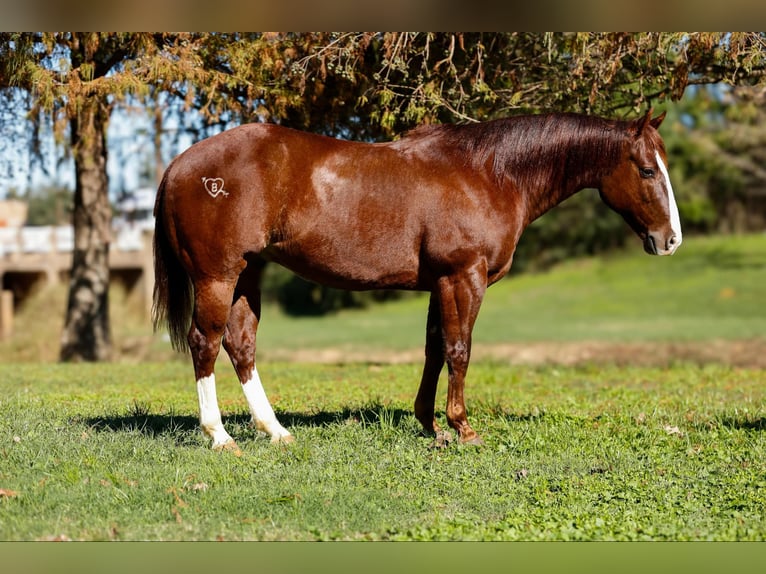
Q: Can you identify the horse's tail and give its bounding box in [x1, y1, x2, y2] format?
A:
[152, 168, 193, 353]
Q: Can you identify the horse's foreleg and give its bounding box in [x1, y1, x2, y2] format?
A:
[436, 264, 487, 446]
[189, 278, 240, 454]
[223, 266, 293, 445]
[414, 292, 449, 445]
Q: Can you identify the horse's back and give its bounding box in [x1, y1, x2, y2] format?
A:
[158, 122, 515, 290]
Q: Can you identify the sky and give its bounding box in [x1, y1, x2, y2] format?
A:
[0, 102, 195, 200]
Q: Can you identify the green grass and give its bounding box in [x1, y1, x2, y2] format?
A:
[1, 361, 765, 540]
[1, 233, 765, 540]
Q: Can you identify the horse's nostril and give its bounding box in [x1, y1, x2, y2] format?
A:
[645, 234, 658, 255]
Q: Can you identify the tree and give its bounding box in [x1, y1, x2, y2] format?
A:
[278, 33, 766, 132]
[0, 33, 357, 359]
[0, 33, 242, 360]
[5, 184, 72, 226]
[2, 33, 766, 358]
[662, 83, 766, 234]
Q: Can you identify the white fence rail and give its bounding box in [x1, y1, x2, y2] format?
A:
[0, 225, 147, 257]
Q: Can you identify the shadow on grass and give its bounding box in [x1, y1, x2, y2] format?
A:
[718, 416, 766, 431]
[83, 403, 414, 441]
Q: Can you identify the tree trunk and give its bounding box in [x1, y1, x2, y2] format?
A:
[153, 104, 165, 186]
[59, 97, 112, 362]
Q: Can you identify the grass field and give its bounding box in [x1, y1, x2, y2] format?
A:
[1, 361, 765, 541]
[1, 233, 765, 540]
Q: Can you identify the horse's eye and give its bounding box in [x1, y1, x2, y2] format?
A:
[639, 167, 655, 179]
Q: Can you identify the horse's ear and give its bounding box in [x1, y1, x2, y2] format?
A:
[649, 110, 667, 129]
[634, 108, 654, 137]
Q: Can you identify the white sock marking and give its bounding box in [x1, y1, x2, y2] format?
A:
[656, 150, 682, 247]
[196, 374, 235, 448]
[242, 366, 292, 442]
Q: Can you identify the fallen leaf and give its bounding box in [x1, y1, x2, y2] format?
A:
[718, 287, 736, 299]
[0, 489, 19, 498]
[172, 506, 183, 524]
[663, 425, 683, 436]
[43, 534, 71, 542]
[167, 486, 188, 507]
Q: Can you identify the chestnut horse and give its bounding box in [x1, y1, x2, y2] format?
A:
[153, 109, 682, 452]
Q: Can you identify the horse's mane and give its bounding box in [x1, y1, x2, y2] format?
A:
[402, 114, 633, 191]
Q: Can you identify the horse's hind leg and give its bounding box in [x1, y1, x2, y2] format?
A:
[223, 261, 293, 444]
[189, 277, 240, 453]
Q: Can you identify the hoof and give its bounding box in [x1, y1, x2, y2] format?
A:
[460, 434, 485, 447]
[430, 430, 454, 449]
[271, 434, 295, 446]
[213, 439, 242, 457]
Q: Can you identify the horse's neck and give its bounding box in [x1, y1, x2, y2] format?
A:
[511, 165, 595, 228]
[510, 137, 616, 227]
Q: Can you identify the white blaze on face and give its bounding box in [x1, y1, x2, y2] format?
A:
[655, 150, 682, 248]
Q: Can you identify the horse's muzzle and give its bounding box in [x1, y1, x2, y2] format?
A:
[644, 232, 681, 256]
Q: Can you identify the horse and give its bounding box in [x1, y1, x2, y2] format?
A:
[152, 108, 682, 453]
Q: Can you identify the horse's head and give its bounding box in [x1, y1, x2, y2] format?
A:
[599, 109, 682, 256]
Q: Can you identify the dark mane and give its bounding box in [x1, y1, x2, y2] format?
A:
[403, 114, 630, 192]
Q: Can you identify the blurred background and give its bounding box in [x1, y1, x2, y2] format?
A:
[1, 33, 765, 364]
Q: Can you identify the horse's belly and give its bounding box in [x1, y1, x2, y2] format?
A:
[266, 242, 421, 291]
